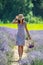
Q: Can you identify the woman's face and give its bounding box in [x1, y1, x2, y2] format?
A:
[20, 19, 22, 23]
[18, 18, 24, 24]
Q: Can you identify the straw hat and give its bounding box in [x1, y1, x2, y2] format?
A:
[18, 14, 24, 20]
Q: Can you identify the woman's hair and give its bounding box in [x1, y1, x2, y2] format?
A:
[18, 19, 24, 24]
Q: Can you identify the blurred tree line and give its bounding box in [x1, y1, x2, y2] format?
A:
[0, 0, 43, 23]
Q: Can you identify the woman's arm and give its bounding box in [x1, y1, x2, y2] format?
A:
[25, 22, 31, 39]
[12, 19, 18, 24]
[12, 16, 18, 24]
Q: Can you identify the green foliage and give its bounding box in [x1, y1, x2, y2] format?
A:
[33, 0, 43, 9]
[0, 0, 43, 23]
[31, 59, 43, 65]
[32, 0, 43, 16]
[25, 12, 43, 23]
[0, 19, 3, 23]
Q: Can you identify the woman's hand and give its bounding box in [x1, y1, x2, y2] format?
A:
[12, 16, 18, 24]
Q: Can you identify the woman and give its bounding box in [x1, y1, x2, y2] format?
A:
[12, 14, 31, 61]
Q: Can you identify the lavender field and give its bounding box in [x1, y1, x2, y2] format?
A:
[0, 27, 43, 65]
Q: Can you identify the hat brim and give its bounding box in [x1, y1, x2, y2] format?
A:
[18, 17, 25, 20]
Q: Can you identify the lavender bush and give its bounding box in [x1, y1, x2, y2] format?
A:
[0, 27, 43, 65]
[0, 27, 15, 65]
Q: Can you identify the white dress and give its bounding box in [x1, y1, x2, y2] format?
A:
[16, 22, 26, 46]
